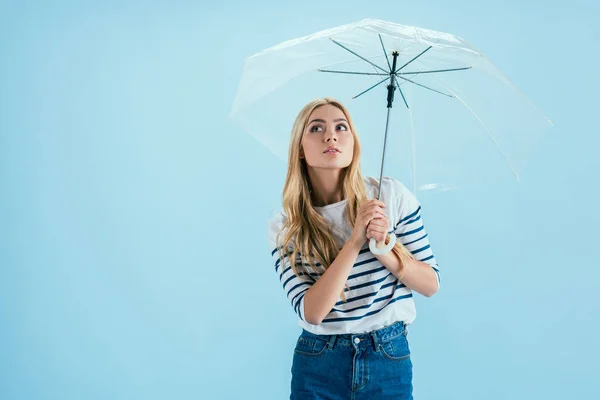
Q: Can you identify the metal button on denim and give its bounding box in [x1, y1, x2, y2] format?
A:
[354, 338, 360, 344]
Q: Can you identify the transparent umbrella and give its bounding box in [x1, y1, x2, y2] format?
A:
[229, 18, 553, 252]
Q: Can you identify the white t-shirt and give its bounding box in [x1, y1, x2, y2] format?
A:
[267, 175, 440, 335]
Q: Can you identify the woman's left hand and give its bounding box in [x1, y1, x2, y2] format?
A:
[366, 208, 390, 244]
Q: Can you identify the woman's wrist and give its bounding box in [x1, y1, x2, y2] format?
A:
[348, 235, 365, 252]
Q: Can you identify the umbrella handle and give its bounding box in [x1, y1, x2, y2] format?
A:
[369, 233, 396, 255]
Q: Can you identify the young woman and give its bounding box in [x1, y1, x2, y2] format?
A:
[268, 97, 441, 399]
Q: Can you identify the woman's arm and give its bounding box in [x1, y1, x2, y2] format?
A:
[303, 237, 364, 325]
[377, 177, 442, 297]
[374, 247, 439, 297]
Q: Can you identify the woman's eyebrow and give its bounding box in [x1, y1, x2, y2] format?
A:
[308, 118, 348, 124]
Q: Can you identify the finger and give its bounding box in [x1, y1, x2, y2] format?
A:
[372, 231, 385, 243]
[369, 201, 386, 210]
[372, 225, 386, 234]
[368, 199, 386, 208]
[368, 219, 384, 227]
[370, 206, 387, 216]
[371, 217, 384, 226]
[374, 211, 387, 220]
[368, 221, 386, 235]
[369, 211, 384, 221]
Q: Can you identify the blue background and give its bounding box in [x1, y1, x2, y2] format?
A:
[1, 1, 597, 399]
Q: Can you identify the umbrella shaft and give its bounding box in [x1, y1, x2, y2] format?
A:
[377, 106, 392, 200]
[378, 52, 398, 199]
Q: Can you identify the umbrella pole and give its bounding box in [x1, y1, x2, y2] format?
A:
[376, 51, 399, 201]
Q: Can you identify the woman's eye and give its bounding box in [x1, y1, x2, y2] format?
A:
[309, 124, 347, 132]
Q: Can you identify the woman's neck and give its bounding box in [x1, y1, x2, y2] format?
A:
[307, 169, 345, 207]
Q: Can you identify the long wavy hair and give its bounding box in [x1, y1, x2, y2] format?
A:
[274, 97, 413, 303]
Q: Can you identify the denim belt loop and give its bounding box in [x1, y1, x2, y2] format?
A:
[370, 331, 380, 352]
[326, 334, 336, 350]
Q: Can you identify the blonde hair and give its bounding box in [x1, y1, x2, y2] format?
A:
[274, 97, 413, 303]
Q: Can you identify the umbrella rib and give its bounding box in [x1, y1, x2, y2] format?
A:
[395, 46, 432, 73]
[318, 69, 388, 76]
[407, 106, 417, 195]
[378, 34, 392, 72]
[330, 38, 389, 74]
[352, 76, 390, 99]
[394, 77, 410, 108]
[399, 66, 472, 75]
[397, 75, 454, 98]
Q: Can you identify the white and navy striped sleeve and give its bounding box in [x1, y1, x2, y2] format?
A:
[391, 179, 441, 289]
[267, 213, 314, 321]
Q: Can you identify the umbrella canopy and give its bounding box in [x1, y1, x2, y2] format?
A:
[229, 18, 552, 194]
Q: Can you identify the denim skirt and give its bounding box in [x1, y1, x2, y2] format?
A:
[290, 320, 412, 400]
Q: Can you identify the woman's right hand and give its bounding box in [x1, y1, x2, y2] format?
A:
[350, 199, 387, 248]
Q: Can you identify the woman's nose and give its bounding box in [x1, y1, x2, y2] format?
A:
[325, 131, 338, 141]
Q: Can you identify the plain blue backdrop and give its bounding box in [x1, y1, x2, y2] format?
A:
[1, 1, 598, 399]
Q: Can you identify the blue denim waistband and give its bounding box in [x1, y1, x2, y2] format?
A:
[299, 320, 407, 350]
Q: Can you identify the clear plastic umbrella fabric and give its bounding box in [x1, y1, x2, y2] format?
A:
[229, 19, 553, 193]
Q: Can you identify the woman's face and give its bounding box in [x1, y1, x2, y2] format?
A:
[300, 104, 354, 169]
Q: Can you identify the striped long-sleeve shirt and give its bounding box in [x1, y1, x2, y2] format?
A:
[267, 176, 440, 335]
